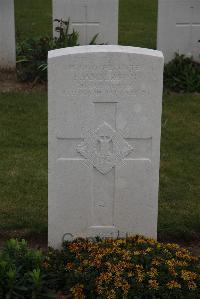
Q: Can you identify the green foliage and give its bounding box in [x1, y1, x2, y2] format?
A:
[0, 239, 55, 298]
[16, 19, 98, 83]
[16, 37, 52, 82]
[54, 19, 79, 48]
[164, 54, 200, 92]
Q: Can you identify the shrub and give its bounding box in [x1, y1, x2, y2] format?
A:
[164, 54, 200, 93]
[16, 19, 79, 83]
[0, 239, 55, 298]
[16, 19, 98, 83]
[46, 235, 200, 298]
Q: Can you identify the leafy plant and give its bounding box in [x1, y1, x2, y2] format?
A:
[54, 19, 79, 48]
[0, 239, 55, 298]
[164, 54, 200, 92]
[16, 36, 52, 83]
[16, 19, 98, 83]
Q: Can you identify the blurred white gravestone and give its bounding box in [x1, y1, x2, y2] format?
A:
[157, 0, 200, 63]
[48, 45, 164, 248]
[52, 0, 118, 45]
[0, 0, 16, 69]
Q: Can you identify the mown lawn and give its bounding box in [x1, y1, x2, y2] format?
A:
[0, 92, 47, 231]
[0, 91, 199, 237]
[15, 0, 52, 40]
[0, 0, 198, 237]
[159, 93, 200, 238]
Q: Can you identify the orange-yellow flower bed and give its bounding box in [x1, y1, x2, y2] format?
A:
[47, 235, 200, 298]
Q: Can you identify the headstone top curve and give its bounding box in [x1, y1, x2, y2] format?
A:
[48, 45, 164, 60]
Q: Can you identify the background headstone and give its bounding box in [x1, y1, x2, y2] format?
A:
[52, 0, 118, 45]
[157, 0, 200, 63]
[0, 0, 16, 69]
[48, 45, 164, 248]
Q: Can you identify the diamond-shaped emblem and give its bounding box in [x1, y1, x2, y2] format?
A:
[77, 122, 134, 174]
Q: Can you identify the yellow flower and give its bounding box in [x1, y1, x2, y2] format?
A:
[148, 279, 159, 290]
[114, 239, 126, 245]
[176, 260, 188, 267]
[66, 262, 74, 270]
[147, 238, 157, 245]
[166, 259, 176, 267]
[137, 238, 147, 244]
[165, 243, 180, 250]
[137, 271, 144, 282]
[68, 243, 81, 253]
[147, 267, 158, 278]
[107, 289, 116, 299]
[70, 284, 85, 299]
[135, 266, 145, 283]
[181, 270, 198, 281]
[168, 267, 177, 277]
[187, 281, 197, 290]
[151, 259, 160, 266]
[175, 249, 197, 261]
[135, 265, 143, 270]
[166, 280, 181, 289]
[145, 247, 152, 253]
[121, 281, 130, 295]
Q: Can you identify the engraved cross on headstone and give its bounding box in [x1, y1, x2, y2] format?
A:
[71, 2, 100, 44]
[57, 101, 152, 237]
[176, 5, 200, 53]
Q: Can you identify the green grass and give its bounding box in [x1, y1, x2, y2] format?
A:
[119, 0, 158, 48]
[158, 93, 200, 238]
[0, 92, 47, 231]
[0, 91, 199, 236]
[15, 0, 158, 49]
[15, 0, 52, 40]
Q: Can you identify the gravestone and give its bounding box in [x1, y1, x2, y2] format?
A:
[0, 0, 16, 69]
[52, 0, 118, 45]
[157, 0, 200, 63]
[48, 45, 164, 248]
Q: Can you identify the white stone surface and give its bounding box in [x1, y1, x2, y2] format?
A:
[0, 0, 16, 69]
[48, 45, 164, 248]
[52, 0, 118, 45]
[157, 0, 200, 63]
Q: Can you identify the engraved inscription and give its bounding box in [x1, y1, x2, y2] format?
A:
[77, 122, 134, 174]
[64, 64, 148, 97]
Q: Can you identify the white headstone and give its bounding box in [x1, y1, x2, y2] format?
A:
[52, 0, 118, 45]
[48, 45, 164, 248]
[0, 0, 16, 69]
[157, 0, 200, 63]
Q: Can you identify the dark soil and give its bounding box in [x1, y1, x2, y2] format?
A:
[0, 70, 46, 92]
[0, 229, 199, 256]
[0, 230, 48, 250]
